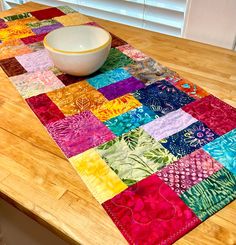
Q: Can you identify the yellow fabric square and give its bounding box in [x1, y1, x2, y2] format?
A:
[0, 24, 34, 42]
[69, 149, 127, 203]
[91, 93, 142, 122]
[54, 13, 91, 26]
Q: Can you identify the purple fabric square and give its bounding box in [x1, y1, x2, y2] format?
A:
[98, 76, 145, 100]
[32, 22, 63, 35]
[46, 111, 116, 158]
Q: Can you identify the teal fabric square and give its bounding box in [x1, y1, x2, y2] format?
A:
[87, 68, 131, 89]
[203, 129, 236, 175]
[104, 106, 158, 136]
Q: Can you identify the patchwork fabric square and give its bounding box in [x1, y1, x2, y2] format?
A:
[98, 76, 145, 100]
[180, 168, 236, 221]
[30, 7, 65, 20]
[0, 39, 32, 60]
[69, 149, 127, 203]
[31, 22, 63, 35]
[54, 13, 91, 26]
[0, 57, 26, 77]
[27, 19, 59, 29]
[6, 17, 38, 27]
[99, 48, 134, 73]
[116, 44, 149, 61]
[173, 79, 209, 99]
[203, 129, 236, 175]
[56, 6, 77, 14]
[126, 58, 176, 86]
[3, 12, 32, 22]
[16, 49, 53, 73]
[142, 109, 197, 141]
[91, 93, 141, 122]
[103, 174, 201, 245]
[133, 80, 195, 117]
[104, 106, 158, 136]
[0, 19, 7, 29]
[10, 70, 64, 98]
[157, 149, 223, 195]
[47, 81, 108, 116]
[56, 73, 83, 86]
[160, 121, 219, 158]
[21, 33, 48, 44]
[46, 111, 116, 158]
[26, 93, 65, 125]
[28, 42, 44, 52]
[96, 128, 177, 186]
[183, 95, 236, 135]
[0, 24, 34, 42]
[87, 68, 131, 89]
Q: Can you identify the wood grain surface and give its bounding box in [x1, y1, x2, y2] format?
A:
[0, 2, 236, 245]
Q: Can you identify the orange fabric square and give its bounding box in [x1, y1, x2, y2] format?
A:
[47, 81, 108, 116]
[174, 79, 209, 99]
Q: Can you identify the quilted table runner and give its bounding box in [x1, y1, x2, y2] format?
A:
[1, 6, 236, 244]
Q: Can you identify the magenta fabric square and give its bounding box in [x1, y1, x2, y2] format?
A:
[26, 93, 65, 126]
[16, 49, 53, 73]
[0, 19, 7, 29]
[183, 95, 236, 135]
[21, 33, 48, 45]
[103, 174, 201, 245]
[32, 22, 63, 35]
[156, 149, 223, 195]
[142, 108, 197, 141]
[98, 77, 145, 100]
[46, 111, 116, 158]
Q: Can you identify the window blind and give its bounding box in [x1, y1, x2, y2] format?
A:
[3, 0, 187, 37]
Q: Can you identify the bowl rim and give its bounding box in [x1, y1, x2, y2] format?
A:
[43, 25, 112, 54]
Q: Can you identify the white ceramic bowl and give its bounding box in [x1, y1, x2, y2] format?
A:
[43, 25, 111, 76]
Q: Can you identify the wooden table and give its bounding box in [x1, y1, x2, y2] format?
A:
[0, 2, 236, 245]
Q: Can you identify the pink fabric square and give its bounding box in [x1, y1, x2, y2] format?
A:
[103, 174, 201, 245]
[16, 49, 53, 72]
[142, 108, 197, 141]
[46, 111, 116, 158]
[183, 95, 236, 135]
[26, 93, 65, 125]
[10, 70, 64, 98]
[157, 149, 223, 195]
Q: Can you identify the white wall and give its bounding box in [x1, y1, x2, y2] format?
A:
[0, 198, 69, 245]
[183, 0, 236, 49]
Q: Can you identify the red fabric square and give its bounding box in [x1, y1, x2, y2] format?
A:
[183, 95, 236, 135]
[26, 93, 65, 126]
[103, 174, 201, 245]
[30, 7, 65, 21]
[0, 57, 26, 77]
[21, 33, 48, 45]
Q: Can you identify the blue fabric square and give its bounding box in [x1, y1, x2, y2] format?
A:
[160, 121, 219, 158]
[133, 80, 195, 116]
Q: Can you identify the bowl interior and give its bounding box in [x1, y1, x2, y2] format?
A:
[45, 25, 111, 53]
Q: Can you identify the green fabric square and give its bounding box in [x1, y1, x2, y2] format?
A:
[96, 128, 177, 186]
[99, 48, 134, 73]
[180, 168, 236, 221]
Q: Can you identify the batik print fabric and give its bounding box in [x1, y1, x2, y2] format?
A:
[96, 128, 177, 186]
[203, 129, 236, 175]
[103, 174, 201, 245]
[1, 6, 236, 245]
